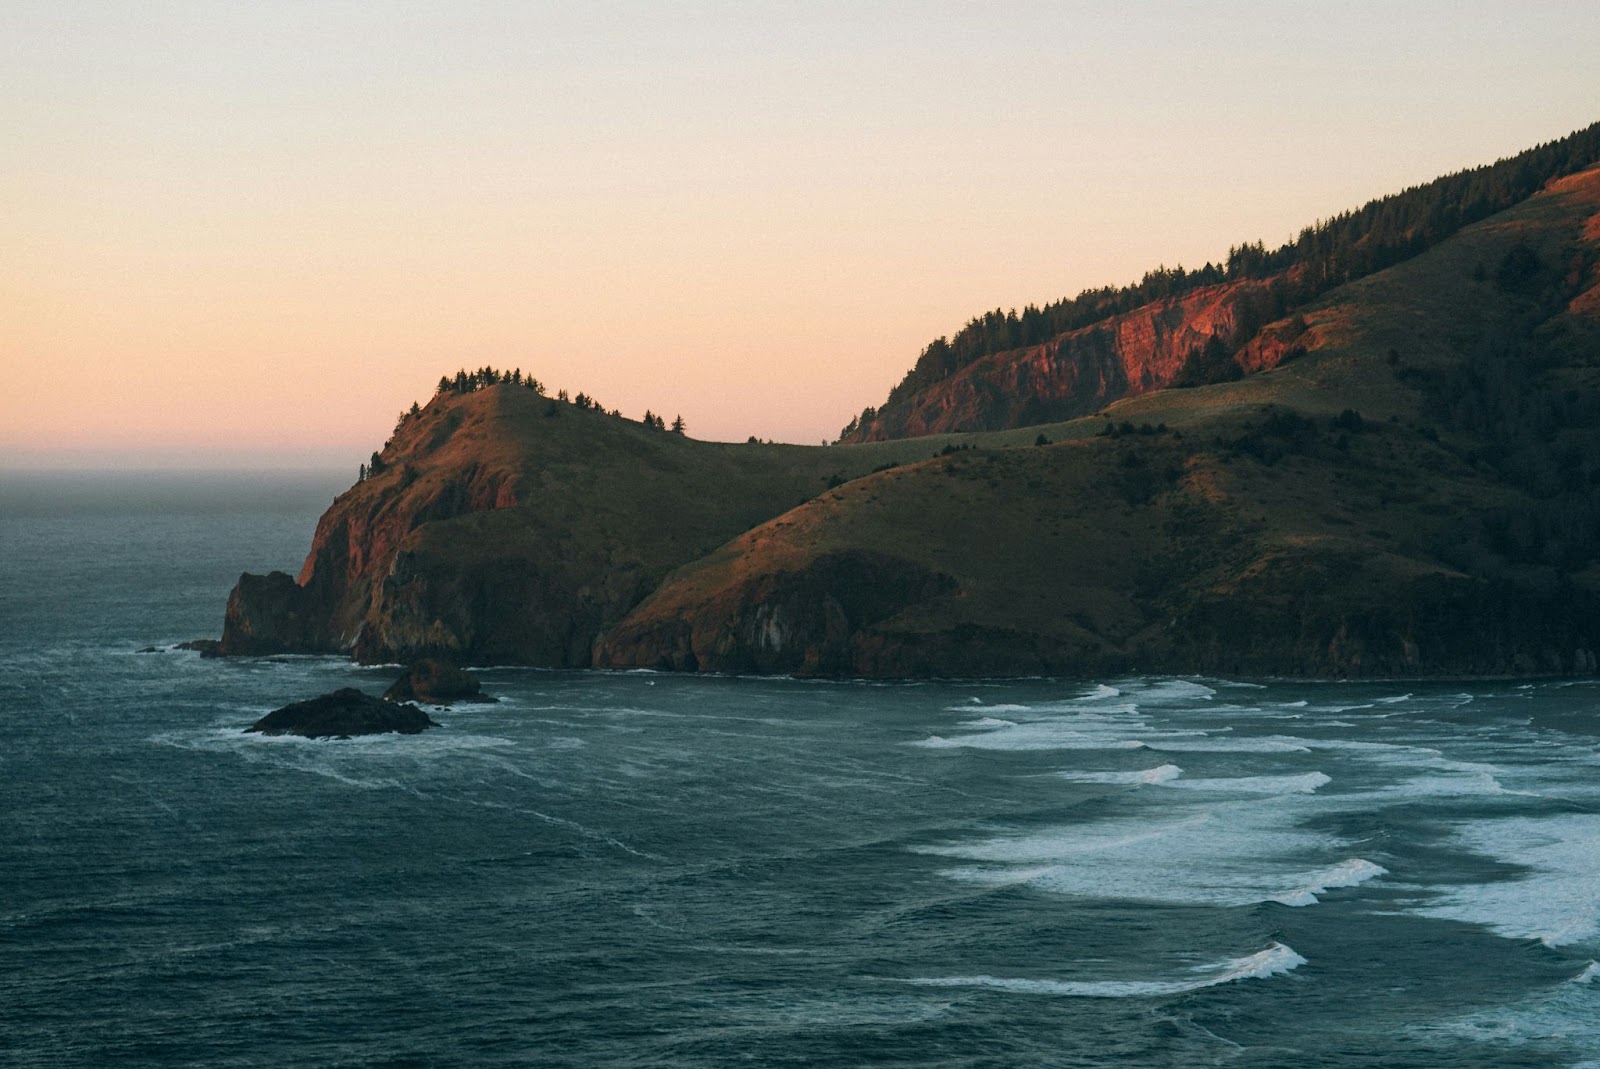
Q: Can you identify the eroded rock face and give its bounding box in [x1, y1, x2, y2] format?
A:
[211, 386, 850, 666]
[246, 688, 439, 738]
[597, 550, 957, 676]
[217, 571, 335, 656]
[382, 658, 492, 704]
[844, 279, 1290, 442]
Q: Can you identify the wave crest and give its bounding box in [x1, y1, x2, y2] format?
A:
[1058, 764, 1183, 786]
[904, 942, 1306, 998]
[1270, 858, 1388, 906]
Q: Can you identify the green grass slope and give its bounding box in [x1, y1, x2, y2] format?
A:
[595, 167, 1600, 677]
[221, 381, 997, 664]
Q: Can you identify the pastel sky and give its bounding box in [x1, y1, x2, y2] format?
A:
[5, 1, 1599, 468]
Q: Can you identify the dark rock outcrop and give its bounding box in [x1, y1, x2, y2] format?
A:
[218, 571, 336, 656]
[246, 688, 439, 738]
[383, 658, 493, 704]
[597, 550, 957, 676]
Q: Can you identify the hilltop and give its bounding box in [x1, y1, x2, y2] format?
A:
[220, 128, 1600, 678]
[840, 121, 1600, 442]
[596, 162, 1600, 676]
[217, 381, 956, 665]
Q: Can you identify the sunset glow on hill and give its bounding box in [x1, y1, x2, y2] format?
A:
[4, 2, 1598, 466]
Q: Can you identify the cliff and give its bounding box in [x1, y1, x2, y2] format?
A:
[841, 122, 1600, 445]
[597, 165, 1600, 677]
[843, 277, 1296, 441]
[219, 159, 1600, 679]
[217, 386, 950, 665]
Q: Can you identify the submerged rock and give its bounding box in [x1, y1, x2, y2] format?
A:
[382, 658, 494, 704]
[176, 638, 220, 656]
[247, 688, 439, 739]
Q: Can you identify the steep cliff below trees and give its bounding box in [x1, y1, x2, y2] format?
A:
[841, 277, 1298, 441]
[220, 155, 1600, 680]
[217, 385, 946, 665]
[840, 121, 1600, 444]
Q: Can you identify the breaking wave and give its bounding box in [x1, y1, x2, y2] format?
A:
[1270, 859, 1388, 906]
[904, 942, 1306, 998]
[1162, 771, 1331, 794]
[1057, 764, 1183, 786]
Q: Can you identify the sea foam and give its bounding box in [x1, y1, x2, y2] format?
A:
[1161, 771, 1331, 795]
[1141, 738, 1311, 754]
[1057, 764, 1183, 786]
[904, 942, 1306, 998]
[920, 801, 1359, 908]
[1269, 858, 1388, 906]
[1416, 813, 1600, 946]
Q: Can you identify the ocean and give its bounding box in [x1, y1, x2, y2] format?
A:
[3, 471, 1599, 1067]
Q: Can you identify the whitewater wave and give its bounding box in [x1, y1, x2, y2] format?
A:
[914, 729, 1147, 751]
[1270, 858, 1388, 906]
[1142, 738, 1311, 754]
[959, 717, 1018, 729]
[1162, 771, 1331, 795]
[1057, 764, 1183, 785]
[1416, 812, 1600, 946]
[1123, 679, 1218, 705]
[904, 942, 1306, 998]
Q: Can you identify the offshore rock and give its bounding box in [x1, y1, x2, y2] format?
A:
[218, 571, 336, 656]
[246, 688, 438, 739]
[382, 658, 493, 704]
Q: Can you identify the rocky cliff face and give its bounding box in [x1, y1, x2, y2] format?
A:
[844, 278, 1293, 441]
[216, 386, 907, 665]
[218, 405, 526, 658]
[598, 165, 1600, 678]
[218, 164, 1600, 681]
[594, 550, 957, 676]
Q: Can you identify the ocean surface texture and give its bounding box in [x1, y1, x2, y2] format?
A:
[4, 473, 1600, 1068]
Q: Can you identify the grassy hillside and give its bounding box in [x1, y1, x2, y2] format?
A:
[223, 378, 1030, 663]
[841, 120, 1600, 443]
[595, 166, 1600, 677]
[224, 160, 1600, 677]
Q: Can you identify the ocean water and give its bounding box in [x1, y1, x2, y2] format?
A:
[4, 473, 1600, 1067]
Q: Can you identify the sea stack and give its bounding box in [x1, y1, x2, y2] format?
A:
[247, 688, 439, 739]
[383, 658, 493, 704]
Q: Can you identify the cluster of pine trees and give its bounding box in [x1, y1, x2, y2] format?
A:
[640, 411, 686, 433]
[437, 366, 546, 396]
[844, 120, 1600, 440]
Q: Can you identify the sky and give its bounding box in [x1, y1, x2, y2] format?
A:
[4, 1, 1599, 469]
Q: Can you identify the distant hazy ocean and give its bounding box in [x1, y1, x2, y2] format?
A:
[4, 473, 1600, 1068]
